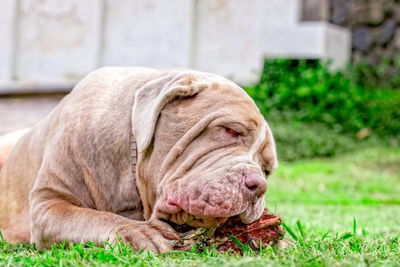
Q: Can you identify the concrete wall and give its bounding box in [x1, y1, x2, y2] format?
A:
[0, 0, 350, 93]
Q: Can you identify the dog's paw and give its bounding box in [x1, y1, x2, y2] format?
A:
[107, 219, 179, 253]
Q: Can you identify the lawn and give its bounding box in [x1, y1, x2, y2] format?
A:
[1, 146, 399, 266]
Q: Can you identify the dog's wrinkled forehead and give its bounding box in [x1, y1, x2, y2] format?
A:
[131, 70, 271, 155]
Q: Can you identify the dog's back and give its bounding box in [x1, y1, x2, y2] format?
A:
[0, 127, 38, 242]
[0, 129, 30, 169]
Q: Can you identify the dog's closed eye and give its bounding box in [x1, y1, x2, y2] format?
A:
[225, 127, 240, 138]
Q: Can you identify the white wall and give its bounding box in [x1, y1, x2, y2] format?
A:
[0, 0, 17, 84]
[101, 0, 193, 68]
[0, 0, 350, 92]
[15, 0, 102, 82]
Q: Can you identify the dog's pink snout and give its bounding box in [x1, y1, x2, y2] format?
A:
[244, 173, 267, 198]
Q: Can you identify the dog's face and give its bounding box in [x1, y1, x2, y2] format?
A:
[138, 79, 277, 228]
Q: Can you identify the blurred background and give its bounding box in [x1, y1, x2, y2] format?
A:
[1, 0, 351, 89]
[0, 1, 399, 262]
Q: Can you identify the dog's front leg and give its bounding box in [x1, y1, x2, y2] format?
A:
[30, 190, 179, 253]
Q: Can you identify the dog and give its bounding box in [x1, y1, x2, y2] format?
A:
[0, 67, 277, 253]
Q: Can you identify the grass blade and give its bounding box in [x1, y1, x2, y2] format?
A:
[229, 236, 249, 253]
[353, 217, 357, 241]
[321, 231, 330, 241]
[282, 222, 298, 241]
[296, 220, 306, 239]
[339, 232, 353, 240]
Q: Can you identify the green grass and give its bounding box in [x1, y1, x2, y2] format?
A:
[1, 147, 399, 266]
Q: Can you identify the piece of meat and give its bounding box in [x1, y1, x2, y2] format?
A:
[172, 209, 284, 253]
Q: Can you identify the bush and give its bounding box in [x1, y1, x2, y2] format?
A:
[245, 59, 400, 160]
[349, 56, 400, 90]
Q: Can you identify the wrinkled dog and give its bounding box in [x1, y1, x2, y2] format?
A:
[0, 68, 277, 253]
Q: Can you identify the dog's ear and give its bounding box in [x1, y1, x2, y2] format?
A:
[132, 71, 202, 153]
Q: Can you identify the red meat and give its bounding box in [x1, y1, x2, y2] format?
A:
[172, 209, 284, 253]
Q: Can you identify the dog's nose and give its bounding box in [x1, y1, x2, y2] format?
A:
[244, 173, 267, 199]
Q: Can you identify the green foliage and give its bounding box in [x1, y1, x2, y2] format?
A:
[1, 235, 399, 266]
[349, 55, 400, 90]
[1, 234, 398, 266]
[248, 59, 400, 136]
[245, 59, 400, 160]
